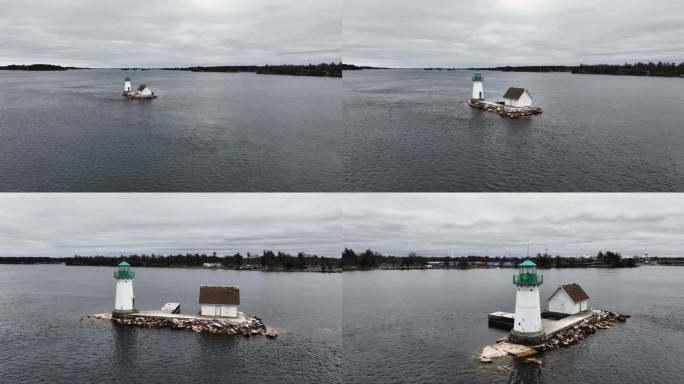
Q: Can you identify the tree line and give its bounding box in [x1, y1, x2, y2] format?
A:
[341, 249, 639, 270]
[164, 62, 343, 77]
[0, 64, 82, 71]
[478, 62, 684, 77]
[0, 251, 341, 271]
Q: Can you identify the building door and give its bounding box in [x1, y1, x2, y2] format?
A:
[479, 91, 482, 99]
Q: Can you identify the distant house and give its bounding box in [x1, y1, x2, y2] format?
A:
[136, 84, 154, 97]
[202, 263, 222, 269]
[548, 283, 589, 315]
[199, 285, 240, 317]
[503, 87, 533, 108]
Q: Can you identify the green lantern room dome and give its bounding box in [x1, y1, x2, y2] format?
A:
[472, 71, 483, 81]
[115, 261, 135, 279]
[519, 259, 536, 267]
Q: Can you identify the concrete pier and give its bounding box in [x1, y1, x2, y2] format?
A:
[91, 309, 275, 337]
[479, 309, 627, 362]
[468, 99, 542, 117]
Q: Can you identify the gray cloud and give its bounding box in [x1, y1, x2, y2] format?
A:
[343, 0, 684, 67]
[0, 0, 341, 67]
[341, 194, 684, 257]
[0, 194, 341, 257]
[2, 194, 683, 259]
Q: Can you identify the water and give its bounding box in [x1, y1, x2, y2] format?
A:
[343, 267, 684, 384]
[0, 265, 341, 383]
[343, 69, 684, 191]
[0, 70, 341, 191]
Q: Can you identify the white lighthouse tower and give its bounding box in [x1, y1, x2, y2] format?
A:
[511, 259, 545, 345]
[113, 261, 136, 315]
[123, 77, 132, 93]
[471, 70, 484, 100]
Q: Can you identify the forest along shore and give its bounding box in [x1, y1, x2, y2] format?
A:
[162, 63, 342, 77]
[471, 62, 684, 77]
[0, 252, 343, 273]
[341, 249, 680, 270]
[1, 63, 342, 77]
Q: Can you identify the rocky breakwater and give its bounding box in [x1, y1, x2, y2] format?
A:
[478, 310, 628, 362]
[538, 310, 628, 351]
[109, 314, 277, 338]
[468, 99, 543, 117]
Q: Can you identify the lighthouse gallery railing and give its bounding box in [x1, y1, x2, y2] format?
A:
[114, 270, 135, 279]
[513, 274, 542, 285]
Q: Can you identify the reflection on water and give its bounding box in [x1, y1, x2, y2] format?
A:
[112, 324, 139, 371]
[508, 358, 544, 384]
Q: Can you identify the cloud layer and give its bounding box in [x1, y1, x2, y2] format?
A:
[0, 194, 341, 256]
[0, 0, 341, 67]
[2, 194, 683, 258]
[344, 0, 684, 67]
[341, 194, 684, 257]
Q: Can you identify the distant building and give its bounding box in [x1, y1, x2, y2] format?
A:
[199, 286, 240, 317]
[548, 283, 589, 315]
[202, 263, 222, 269]
[503, 87, 533, 107]
[136, 84, 154, 97]
[124, 77, 132, 92]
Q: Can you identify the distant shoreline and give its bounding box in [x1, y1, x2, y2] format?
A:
[0, 64, 86, 71]
[343, 61, 684, 78]
[167, 63, 342, 77]
[1, 63, 342, 77]
[472, 63, 684, 77]
[0, 253, 342, 273]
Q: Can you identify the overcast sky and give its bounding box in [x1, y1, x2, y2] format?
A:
[0, 0, 340, 67]
[344, 0, 684, 67]
[341, 194, 684, 258]
[2, 194, 683, 258]
[0, 194, 341, 257]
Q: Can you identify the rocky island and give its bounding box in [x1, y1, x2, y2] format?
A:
[0, 64, 84, 71]
[92, 262, 277, 338]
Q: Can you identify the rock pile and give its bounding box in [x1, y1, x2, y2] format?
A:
[537, 310, 628, 351]
[468, 99, 543, 117]
[111, 315, 269, 337]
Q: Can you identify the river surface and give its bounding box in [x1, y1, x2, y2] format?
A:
[0, 70, 341, 191]
[343, 69, 684, 191]
[343, 267, 684, 384]
[0, 265, 341, 383]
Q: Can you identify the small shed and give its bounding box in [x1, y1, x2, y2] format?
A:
[548, 283, 589, 315]
[503, 87, 533, 107]
[136, 84, 153, 96]
[199, 285, 240, 317]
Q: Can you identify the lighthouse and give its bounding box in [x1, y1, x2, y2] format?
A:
[472, 70, 484, 100]
[113, 261, 136, 315]
[124, 77, 132, 93]
[510, 259, 544, 345]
